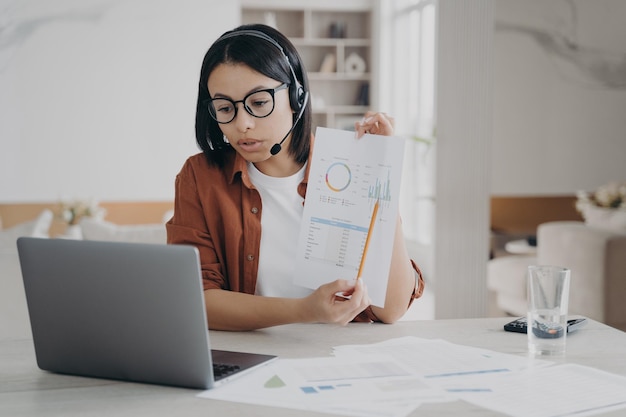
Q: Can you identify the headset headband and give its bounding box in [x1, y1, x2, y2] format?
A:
[215, 28, 306, 111]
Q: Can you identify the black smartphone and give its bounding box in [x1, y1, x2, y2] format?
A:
[504, 317, 587, 335]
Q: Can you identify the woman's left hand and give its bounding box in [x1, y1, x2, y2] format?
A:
[354, 111, 395, 138]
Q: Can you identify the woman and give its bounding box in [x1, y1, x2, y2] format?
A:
[166, 24, 424, 331]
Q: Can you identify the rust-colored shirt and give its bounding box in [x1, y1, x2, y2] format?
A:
[166, 147, 424, 323]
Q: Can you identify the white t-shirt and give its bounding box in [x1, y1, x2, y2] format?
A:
[247, 162, 313, 298]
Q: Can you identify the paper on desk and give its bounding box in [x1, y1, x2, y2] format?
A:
[333, 336, 550, 377]
[198, 354, 453, 417]
[447, 363, 626, 417]
[294, 127, 405, 307]
[333, 337, 626, 417]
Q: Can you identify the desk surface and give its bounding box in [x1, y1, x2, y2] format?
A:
[2, 317, 625, 417]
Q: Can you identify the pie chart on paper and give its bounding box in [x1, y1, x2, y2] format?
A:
[325, 162, 351, 192]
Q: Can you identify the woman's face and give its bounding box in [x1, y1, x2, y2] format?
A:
[207, 63, 294, 167]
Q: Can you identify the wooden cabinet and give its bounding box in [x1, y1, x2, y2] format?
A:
[241, 0, 378, 131]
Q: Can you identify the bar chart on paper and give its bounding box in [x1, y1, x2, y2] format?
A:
[367, 170, 393, 206]
[295, 127, 405, 306]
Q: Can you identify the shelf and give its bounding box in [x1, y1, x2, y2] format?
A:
[308, 73, 370, 81]
[312, 105, 369, 114]
[291, 38, 370, 47]
[241, 1, 376, 130]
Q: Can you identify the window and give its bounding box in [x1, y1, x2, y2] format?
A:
[380, 0, 436, 245]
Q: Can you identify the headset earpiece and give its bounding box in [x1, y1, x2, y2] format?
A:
[289, 83, 306, 113]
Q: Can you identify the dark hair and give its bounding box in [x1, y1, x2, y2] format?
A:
[195, 24, 311, 167]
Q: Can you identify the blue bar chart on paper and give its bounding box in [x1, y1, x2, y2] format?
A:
[367, 170, 392, 206]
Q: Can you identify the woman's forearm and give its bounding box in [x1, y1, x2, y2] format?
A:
[203, 289, 307, 331]
[204, 278, 373, 331]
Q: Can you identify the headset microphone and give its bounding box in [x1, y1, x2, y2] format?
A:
[269, 141, 284, 157]
[270, 91, 309, 156]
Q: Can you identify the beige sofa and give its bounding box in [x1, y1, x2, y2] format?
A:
[0, 205, 171, 340]
[488, 221, 626, 331]
[0, 210, 54, 339]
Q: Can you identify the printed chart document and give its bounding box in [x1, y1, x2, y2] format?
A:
[332, 336, 551, 377]
[199, 336, 626, 417]
[333, 337, 626, 417]
[199, 354, 452, 417]
[295, 127, 406, 307]
[445, 363, 626, 417]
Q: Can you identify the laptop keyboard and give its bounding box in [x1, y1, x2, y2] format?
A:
[212, 362, 241, 380]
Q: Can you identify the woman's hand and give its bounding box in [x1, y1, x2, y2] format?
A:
[354, 111, 395, 138]
[301, 279, 371, 325]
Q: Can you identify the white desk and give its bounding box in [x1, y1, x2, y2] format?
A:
[2, 318, 625, 416]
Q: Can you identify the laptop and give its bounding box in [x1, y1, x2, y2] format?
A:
[16, 237, 276, 390]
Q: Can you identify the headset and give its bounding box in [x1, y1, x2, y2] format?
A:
[214, 29, 309, 155]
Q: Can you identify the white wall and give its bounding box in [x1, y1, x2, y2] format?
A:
[492, 0, 626, 195]
[4, 0, 625, 203]
[0, 0, 239, 202]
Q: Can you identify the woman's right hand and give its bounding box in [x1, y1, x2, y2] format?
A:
[301, 279, 372, 325]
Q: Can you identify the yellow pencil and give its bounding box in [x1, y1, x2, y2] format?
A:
[357, 200, 379, 279]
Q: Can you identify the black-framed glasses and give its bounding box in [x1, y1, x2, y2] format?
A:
[206, 83, 289, 124]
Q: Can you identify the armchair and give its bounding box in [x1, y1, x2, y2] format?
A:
[488, 221, 626, 331]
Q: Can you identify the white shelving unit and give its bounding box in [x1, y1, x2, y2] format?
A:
[241, 0, 378, 131]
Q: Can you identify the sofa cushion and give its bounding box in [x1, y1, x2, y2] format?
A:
[579, 205, 626, 232]
[79, 218, 167, 244]
[537, 221, 626, 325]
[0, 210, 53, 339]
[0, 209, 53, 254]
[487, 255, 537, 316]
